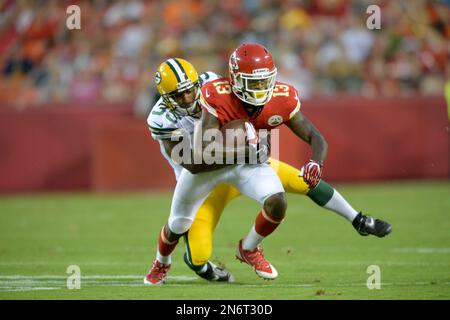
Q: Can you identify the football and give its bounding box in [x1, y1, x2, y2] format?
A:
[220, 119, 255, 148]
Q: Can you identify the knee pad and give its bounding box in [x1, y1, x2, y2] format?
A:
[168, 217, 194, 235]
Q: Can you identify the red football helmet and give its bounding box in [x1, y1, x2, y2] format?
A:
[229, 43, 277, 106]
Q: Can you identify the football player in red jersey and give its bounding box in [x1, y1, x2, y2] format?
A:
[199, 44, 326, 182]
[196, 43, 392, 277]
[145, 46, 392, 285]
[145, 50, 291, 283]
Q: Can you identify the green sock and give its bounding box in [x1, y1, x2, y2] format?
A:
[307, 180, 334, 206]
[308, 180, 358, 222]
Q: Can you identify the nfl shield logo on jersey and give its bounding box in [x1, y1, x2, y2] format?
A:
[268, 115, 283, 126]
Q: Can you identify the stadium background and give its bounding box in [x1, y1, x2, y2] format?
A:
[0, 0, 449, 299]
[0, 0, 449, 192]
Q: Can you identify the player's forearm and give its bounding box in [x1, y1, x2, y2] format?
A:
[310, 134, 328, 164]
[221, 144, 252, 161]
[286, 113, 328, 164]
[201, 142, 252, 164]
[180, 145, 242, 173]
[189, 142, 255, 169]
[192, 122, 206, 161]
[193, 131, 242, 162]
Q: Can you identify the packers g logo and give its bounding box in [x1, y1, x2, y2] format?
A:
[268, 115, 283, 126]
[155, 72, 161, 84]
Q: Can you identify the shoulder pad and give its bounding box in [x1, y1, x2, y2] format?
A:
[147, 101, 181, 140]
[199, 71, 221, 86]
[273, 82, 302, 119]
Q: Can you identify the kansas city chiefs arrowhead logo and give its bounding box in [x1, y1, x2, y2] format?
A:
[229, 52, 239, 70]
[268, 115, 283, 126]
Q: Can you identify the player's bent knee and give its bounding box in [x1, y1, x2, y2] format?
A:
[264, 192, 287, 219]
[169, 217, 194, 235]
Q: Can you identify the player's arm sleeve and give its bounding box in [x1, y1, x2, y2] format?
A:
[199, 87, 218, 118]
[288, 88, 302, 120]
[147, 112, 183, 140]
[149, 126, 185, 140]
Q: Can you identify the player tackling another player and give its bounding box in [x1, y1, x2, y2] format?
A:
[144, 43, 392, 285]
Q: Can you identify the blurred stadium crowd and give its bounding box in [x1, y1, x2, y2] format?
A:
[0, 0, 449, 113]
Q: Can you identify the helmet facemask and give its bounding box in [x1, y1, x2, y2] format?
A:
[163, 80, 201, 117]
[231, 68, 277, 106]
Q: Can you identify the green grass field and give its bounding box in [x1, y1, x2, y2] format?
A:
[0, 181, 449, 300]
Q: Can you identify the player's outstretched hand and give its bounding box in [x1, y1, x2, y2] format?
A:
[299, 160, 323, 188]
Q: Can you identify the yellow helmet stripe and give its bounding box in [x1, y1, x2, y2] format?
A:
[166, 58, 187, 82]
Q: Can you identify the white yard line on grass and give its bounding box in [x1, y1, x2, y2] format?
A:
[0, 261, 145, 266]
[0, 275, 198, 280]
[0, 275, 199, 292]
[0, 287, 60, 292]
[0, 274, 449, 293]
[392, 247, 450, 254]
[315, 261, 450, 267]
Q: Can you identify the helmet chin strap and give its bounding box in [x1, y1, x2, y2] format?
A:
[186, 88, 202, 117]
[242, 101, 264, 118]
[166, 85, 201, 116]
[178, 93, 201, 117]
[184, 101, 201, 117]
[232, 73, 275, 107]
[188, 106, 202, 118]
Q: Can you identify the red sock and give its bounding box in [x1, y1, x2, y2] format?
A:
[157, 225, 179, 256]
[254, 209, 284, 237]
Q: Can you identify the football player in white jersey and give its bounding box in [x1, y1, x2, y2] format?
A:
[146, 60, 235, 282]
[148, 69, 220, 179]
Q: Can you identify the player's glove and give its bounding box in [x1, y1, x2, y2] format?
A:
[244, 122, 268, 164]
[299, 160, 323, 188]
[245, 122, 258, 149]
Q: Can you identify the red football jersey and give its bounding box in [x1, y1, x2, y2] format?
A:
[199, 78, 301, 129]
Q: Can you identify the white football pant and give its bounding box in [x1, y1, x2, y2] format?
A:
[168, 163, 285, 234]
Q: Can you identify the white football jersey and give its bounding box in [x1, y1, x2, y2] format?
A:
[147, 71, 220, 179]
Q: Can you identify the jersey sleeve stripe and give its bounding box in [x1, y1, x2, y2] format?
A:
[151, 132, 174, 140]
[289, 100, 301, 119]
[148, 126, 176, 133]
[150, 129, 184, 140]
[148, 127, 174, 139]
[201, 72, 210, 80]
[199, 94, 218, 117]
